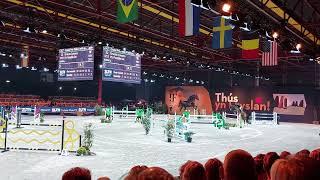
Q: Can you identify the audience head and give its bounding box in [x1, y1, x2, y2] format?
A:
[137, 167, 174, 180]
[97, 177, 110, 180]
[125, 165, 148, 180]
[295, 149, 310, 158]
[270, 157, 320, 180]
[181, 161, 206, 180]
[62, 167, 91, 180]
[310, 149, 320, 160]
[279, 151, 291, 159]
[179, 160, 193, 178]
[204, 158, 223, 180]
[263, 152, 280, 178]
[223, 149, 257, 180]
[254, 154, 265, 174]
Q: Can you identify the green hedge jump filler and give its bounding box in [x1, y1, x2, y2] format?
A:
[105, 107, 113, 121]
[135, 109, 144, 123]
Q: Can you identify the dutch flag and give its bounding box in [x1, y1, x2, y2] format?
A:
[179, 0, 201, 37]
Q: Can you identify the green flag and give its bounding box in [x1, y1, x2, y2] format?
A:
[117, 0, 138, 23]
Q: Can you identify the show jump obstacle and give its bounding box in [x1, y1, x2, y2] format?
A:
[0, 108, 81, 153]
[251, 112, 278, 125]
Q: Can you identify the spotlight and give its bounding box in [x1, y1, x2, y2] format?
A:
[296, 43, 302, 51]
[272, 32, 279, 39]
[5, 80, 10, 83]
[99, 64, 103, 69]
[2, 63, 8, 68]
[9, 54, 12, 58]
[74, 87, 77, 91]
[222, 3, 231, 13]
[43, 67, 49, 72]
[16, 65, 22, 69]
[41, 30, 48, 34]
[59, 86, 62, 90]
[98, 41, 102, 45]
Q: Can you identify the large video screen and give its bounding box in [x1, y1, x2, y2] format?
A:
[102, 46, 141, 84]
[58, 46, 94, 81]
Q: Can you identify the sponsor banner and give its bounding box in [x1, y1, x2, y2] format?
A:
[273, 94, 306, 115]
[20, 107, 33, 113]
[211, 89, 274, 113]
[165, 86, 212, 115]
[35, 107, 95, 113]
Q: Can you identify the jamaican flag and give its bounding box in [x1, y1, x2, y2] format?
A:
[117, 0, 138, 23]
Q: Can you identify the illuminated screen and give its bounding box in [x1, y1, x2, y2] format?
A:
[58, 46, 94, 81]
[102, 46, 141, 84]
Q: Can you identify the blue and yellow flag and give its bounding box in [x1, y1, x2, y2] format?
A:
[212, 17, 233, 49]
[117, 0, 138, 23]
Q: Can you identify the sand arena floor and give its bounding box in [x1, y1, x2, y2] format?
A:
[0, 115, 319, 180]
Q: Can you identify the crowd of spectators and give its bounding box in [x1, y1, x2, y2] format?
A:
[61, 148, 320, 180]
[0, 94, 97, 107]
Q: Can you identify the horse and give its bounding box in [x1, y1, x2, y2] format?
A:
[179, 94, 199, 111]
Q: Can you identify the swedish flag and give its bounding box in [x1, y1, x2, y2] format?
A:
[212, 16, 233, 49]
[117, 0, 138, 23]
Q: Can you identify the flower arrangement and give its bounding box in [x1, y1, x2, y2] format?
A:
[40, 112, 45, 123]
[142, 110, 151, 135]
[163, 119, 175, 142]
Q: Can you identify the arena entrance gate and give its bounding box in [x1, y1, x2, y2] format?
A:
[0, 118, 80, 152]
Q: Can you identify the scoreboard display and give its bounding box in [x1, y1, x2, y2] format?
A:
[102, 46, 141, 84]
[58, 46, 94, 81]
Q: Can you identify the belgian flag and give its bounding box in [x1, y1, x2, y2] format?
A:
[117, 0, 138, 23]
[241, 32, 259, 59]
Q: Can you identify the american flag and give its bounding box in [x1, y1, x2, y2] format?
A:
[262, 40, 278, 66]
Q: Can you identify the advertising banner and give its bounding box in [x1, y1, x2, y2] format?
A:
[273, 94, 306, 115]
[165, 86, 212, 115]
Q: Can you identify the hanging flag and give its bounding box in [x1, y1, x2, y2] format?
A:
[241, 31, 259, 59]
[117, 0, 138, 23]
[212, 16, 233, 49]
[262, 40, 278, 66]
[21, 46, 29, 67]
[179, 0, 201, 37]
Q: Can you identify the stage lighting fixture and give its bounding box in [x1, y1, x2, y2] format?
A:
[41, 29, 48, 34]
[5, 80, 10, 83]
[8, 54, 12, 57]
[222, 3, 231, 13]
[99, 64, 103, 69]
[272, 32, 279, 39]
[59, 87, 62, 90]
[98, 41, 102, 45]
[23, 26, 36, 33]
[296, 43, 302, 51]
[2, 63, 8, 68]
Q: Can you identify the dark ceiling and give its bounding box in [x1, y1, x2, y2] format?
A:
[0, 0, 319, 87]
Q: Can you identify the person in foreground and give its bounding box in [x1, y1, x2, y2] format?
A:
[62, 167, 91, 180]
[223, 149, 257, 180]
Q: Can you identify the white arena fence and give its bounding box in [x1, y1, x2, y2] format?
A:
[222, 112, 240, 126]
[251, 112, 278, 125]
[112, 106, 136, 119]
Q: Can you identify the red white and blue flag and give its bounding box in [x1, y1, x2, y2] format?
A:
[179, 0, 201, 37]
